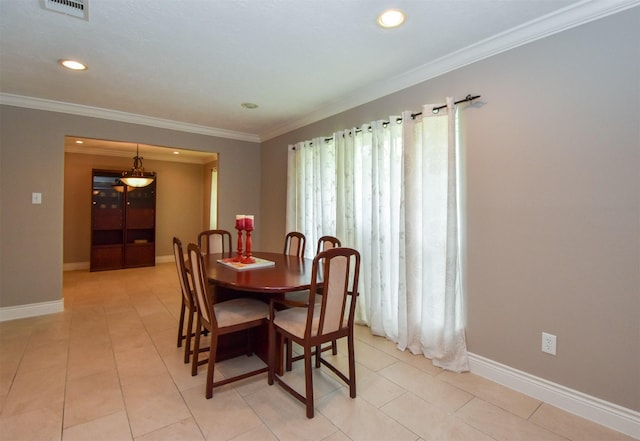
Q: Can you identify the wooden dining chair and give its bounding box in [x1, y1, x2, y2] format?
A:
[187, 242, 270, 399]
[287, 234, 342, 360]
[316, 235, 341, 254]
[173, 237, 200, 364]
[283, 231, 306, 257]
[198, 229, 232, 254]
[315, 235, 342, 355]
[282, 231, 308, 360]
[268, 247, 361, 418]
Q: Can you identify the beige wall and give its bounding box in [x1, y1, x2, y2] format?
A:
[64, 152, 206, 265]
[260, 9, 640, 412]
[202, 159, 218, 229]
[0, 107, 261, 308]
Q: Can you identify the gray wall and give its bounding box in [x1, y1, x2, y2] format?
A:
[0, 107, 262, 308]
[260, 9, 640, 411]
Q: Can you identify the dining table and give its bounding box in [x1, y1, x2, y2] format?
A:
[204, 251, 314, 295]
[202, 251, 316, 369]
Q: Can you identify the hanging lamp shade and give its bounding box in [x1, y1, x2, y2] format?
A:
[120, 144, 155, 188]
[112, 178, 132, 193]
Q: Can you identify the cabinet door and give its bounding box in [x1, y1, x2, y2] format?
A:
[91, 172, 125, 271]
[125, 184, 155, 242]
[92, 175, 125, 232]
[125, 181, 156, 267]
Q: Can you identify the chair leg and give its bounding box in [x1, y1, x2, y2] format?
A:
[332, 339, 338, 355]
[348, 334, 356, 398]
[191, 318, 202, 377]
[246, 328, 254, 356]
[177, 300, 186, 348]
[304, 346, 314, 418]
[183, 309, 194, 364]
[315, 345, 321, 368]
[286, 338, 293, 371]
[206, 335, 218, 399]
[268, 321, 276, 385]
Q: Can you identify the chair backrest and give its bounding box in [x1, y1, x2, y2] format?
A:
[284, 231, 306, 257]
[173, 237, 193, 308]
[316, 235, 341, 255]
[198, 229, 232, 254]
[308, 247, 360, 338]
[187, 242, 216, 329]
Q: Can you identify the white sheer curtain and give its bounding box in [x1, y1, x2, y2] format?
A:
[399, 98, 468, 372]
[286, 138, 337, 255]
[335, 121, 404, 339]
[286, 98, 469, 371]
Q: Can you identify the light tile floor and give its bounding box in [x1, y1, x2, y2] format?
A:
[0, 263, 636, 441]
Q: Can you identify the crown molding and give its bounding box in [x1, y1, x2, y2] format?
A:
[0, 93, 261, 143]
[260, 0, 640, 141]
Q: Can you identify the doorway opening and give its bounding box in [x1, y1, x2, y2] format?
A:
[63, 136, 218, 270]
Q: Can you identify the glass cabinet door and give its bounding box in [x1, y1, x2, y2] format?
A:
[91, 173, 125, 270]
[124, 180, 156, 267]
[125, 183, 155, 243]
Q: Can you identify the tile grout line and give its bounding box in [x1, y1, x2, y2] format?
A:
[134, 279, 209, 440]
[103, 291, 136, 441]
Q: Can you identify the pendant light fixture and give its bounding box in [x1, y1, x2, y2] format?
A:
[120, 144, 155, 188]
[111, 178, 131, 193]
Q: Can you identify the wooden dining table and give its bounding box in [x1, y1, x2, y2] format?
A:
[204, 251, 314, 295]
[202, 251, 315, 368]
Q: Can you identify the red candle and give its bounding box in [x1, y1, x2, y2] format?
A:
[245, 215, 254, 230]
[235, 215, 245, 230]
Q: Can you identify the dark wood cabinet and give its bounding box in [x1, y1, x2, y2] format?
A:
[90, 170, 156, 271]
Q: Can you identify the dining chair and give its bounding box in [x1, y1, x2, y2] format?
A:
[198, 229, 232, 254]
[283, 231, 306, 257]
[173, 237, 201, 364]
[268, 247, 361, 418]
[287, 234, 343, 360]
[316, 235, 341, 254]
[282, 231, 309, 360]
[187, 242, 270, 399]
[315, 235, 342, 355]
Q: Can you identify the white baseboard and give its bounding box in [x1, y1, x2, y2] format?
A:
[63, 261, 89, 271]
[0, 299, 64, 322]
[155, 255, 174, 264]
[468, 352, 640, 439]
[63, 256, 173, 272]
[5, 257, 175, 322]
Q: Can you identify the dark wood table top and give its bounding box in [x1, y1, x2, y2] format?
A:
[204, 251, 314, 294]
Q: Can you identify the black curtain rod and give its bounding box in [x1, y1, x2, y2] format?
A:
[411, 94, 481, 118]
[296, 94, 481, 146]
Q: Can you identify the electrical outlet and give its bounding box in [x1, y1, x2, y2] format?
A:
[542, 332, 557, 355]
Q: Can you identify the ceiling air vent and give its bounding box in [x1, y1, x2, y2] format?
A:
[42, 0, 88, 20]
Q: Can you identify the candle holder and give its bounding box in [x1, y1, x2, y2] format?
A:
[234, 216, 245, 262]
[242, 216, 255, 264]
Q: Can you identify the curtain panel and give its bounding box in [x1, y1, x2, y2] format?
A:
[286, 98, 469, 371]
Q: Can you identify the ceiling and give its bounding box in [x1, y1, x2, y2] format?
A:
[1, 0, 637, 144]
[64, 136, 217, 164]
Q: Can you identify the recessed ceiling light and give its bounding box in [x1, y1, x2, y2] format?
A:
[173, 151, 180, 155]
[59, 59, 87, 71]
[241, 102, 258, 109]
[75, 140, 83, 144]
[377, 9, 405, 28]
